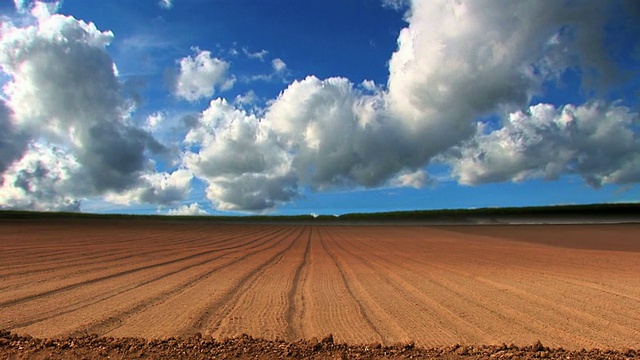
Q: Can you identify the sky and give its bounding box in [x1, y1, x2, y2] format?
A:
[0, 0, 639, 216]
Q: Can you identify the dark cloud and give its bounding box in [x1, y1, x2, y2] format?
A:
[106, 169, 192, 206]
[0, 5, 188, 210]
[0, 143, 82, 212]
[82, 123, 152, 192]
[0, 102, 27, 181]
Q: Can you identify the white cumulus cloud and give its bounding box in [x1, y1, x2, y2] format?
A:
[168, 202, 208, 216]
[174, 49, 235, 102]
[184, 99, 297, 211]
[178, 0, 639, 211]
[266, 76, 413, 189]
[448, 102, 640, 188]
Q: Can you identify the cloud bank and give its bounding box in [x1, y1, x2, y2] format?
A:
[182, 0, 639, 211]
[0, 0, 638, 213]
[449, 102, 640, 188]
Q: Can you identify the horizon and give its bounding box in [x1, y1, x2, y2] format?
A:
[2, 202, 638, 220]
[1, 1, 639, 216]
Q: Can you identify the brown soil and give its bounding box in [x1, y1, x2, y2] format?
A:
[1, 220, 639, 358]
[1, 330, 638, 359]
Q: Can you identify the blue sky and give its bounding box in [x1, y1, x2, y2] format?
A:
[0, 0, 639, 216]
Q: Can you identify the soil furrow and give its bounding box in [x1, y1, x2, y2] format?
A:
[185, 226, 306, 337]
[77, 226, 299, 337]
[7, 227, 289, 330]
[328, 228, 469, 345]
[0, 226, 287, 308]
[0, 226, 265, 279]
[284, 226, 312, 340]
[316, 227, 385, 344]
[330, 227, 583, 346]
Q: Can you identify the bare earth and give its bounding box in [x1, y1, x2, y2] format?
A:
[1, 220, 639, 358]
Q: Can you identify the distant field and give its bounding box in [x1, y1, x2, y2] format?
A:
[1, 219, 639, 350]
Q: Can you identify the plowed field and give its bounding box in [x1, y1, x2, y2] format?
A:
[1, 220, 639, 350]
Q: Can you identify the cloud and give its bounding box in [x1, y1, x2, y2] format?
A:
[0, 3, 188, 210]
[448, 102, 640, 188]
[386, 1, 607, 132]
[266, 76, 414, 189]
[145, 112, 165, 132]
[242, 48, 268, 61]
[13, 0, 59, 13]
[272, 58, 287, 73]
[179, 0, 638, 211]
[389, 169, 430, 189]
[0, 102, 28, 179]
[185, 75, 429, 211]
[0, 5, 164, 192]
[0, 143, 82, 211]
[2, 0, 638, 213]
[174, 49, 235, 101]
[106, 169, 193, 206]
[13, 0, 28, 11]
[381, 0, 409, 11]
[184, 99, 297, 211]
[204, 172, 298, 211]
[234, 90, 258, 107]
[167, 202, 208, 216]
[159, 0, 173, 10]
[245, 58, 289, 83]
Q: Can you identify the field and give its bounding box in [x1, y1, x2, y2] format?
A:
[1, 219, 640, 354]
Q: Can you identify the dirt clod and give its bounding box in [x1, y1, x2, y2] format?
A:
[321, 334, 334, 344]
[1, 330, 638, 359]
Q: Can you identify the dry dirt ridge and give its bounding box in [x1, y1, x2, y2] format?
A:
[1, 330, 638, 360]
